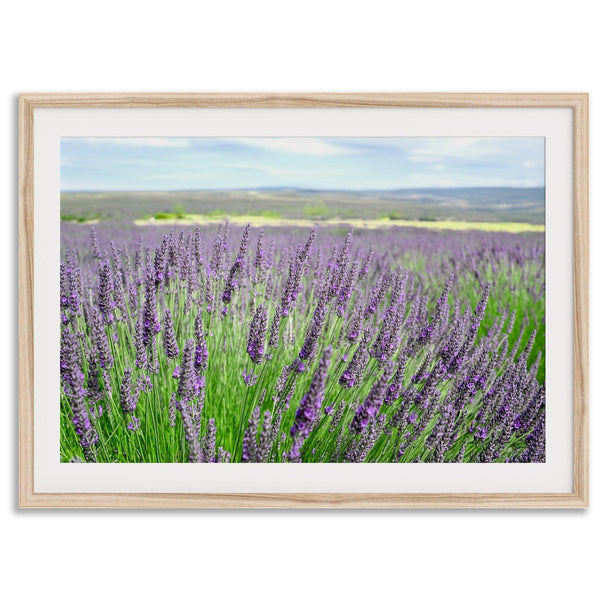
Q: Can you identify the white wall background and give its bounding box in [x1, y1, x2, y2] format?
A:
[1, 1, 596, 598]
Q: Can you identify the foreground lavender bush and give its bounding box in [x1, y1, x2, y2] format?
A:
[60, 221, 545, 463]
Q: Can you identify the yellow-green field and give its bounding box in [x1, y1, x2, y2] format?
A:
[132, 213, 544, 233]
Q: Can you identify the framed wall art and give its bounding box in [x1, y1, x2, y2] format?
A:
[19, 93, 589, 508]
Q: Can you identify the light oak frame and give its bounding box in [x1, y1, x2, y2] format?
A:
[18, 93, 589, 508]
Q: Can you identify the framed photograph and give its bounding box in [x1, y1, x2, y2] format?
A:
[19, 93, 588, 508]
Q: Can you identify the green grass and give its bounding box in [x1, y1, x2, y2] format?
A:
[303, 203, 329, 219]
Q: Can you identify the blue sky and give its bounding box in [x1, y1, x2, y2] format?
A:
[61, 137, 545, 191]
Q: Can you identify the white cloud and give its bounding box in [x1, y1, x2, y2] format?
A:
[235, 138, 354, 156]
[87, 137, 191, 148]
[228, 162, 264, 171]
[402, 170, 540, 188]
[407, 139, 484, 163]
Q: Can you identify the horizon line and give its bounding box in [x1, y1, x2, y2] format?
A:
[61, 184, 546, 193]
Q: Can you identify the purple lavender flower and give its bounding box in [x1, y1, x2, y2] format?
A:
[253, 228, 266, 283]
[134, 314, 146, 369]
[418, 274, 454, 344]
[60, 326, 98, 461]
[142, 275, 160, 347]
[287, 346, 332, 462]
[242, 406, 261, 462]
[298, 296, 328, 364]
[327, 228, 353, 301]
[177, 399, 203, 463]
[292, 360, 306, 373]
[194, 310, 209, 373]
[90, 226, 102, 259]
[268, 306, 282, 349]
[364, 274, 392, 317]
[256, 410, 273, 463]
[67, 251, 82, 314]
[474, 425, 488, 440]
[247, 304, 268, 364]
[168, 393, 177, 427]
[90, 307, 114, 369]
[97, 262, 115, 324]
[60, 263, 69, 311]
[222, 224, 250, 304]
[177, 340, 199, 401]
[201, 418, 217, 463]
[384, 351, 408, 406]
[520, 415, 545, 463]
[127, 416, 140, 431]
[349, 363, 393, 434]
[345, 301, 364, 342]
[208, 222, 226, 276]
[153, 236, 168, 288]
[280, 226, 316, 316]
[359, 245, 374, 279]
[370, 303, 403, 363]
[242, 368, 258, 386]
[119, 368, 139, 414]
[162, 308, 180, 359]
[339, 330, 370, 388]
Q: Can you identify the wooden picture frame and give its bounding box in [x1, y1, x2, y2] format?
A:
[19, 93, 589, 508]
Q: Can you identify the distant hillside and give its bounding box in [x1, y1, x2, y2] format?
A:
[60, 187, 545, 224]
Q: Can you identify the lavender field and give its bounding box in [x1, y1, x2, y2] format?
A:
[60, 221, 545, 463]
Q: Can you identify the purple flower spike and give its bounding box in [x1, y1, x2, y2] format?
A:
[194, 310, 209, 373]
[120, 368, 139, 414]
[142, 275, 160, 347]
[127, 416, 140, 431]
[222, 224, 250, 304]
[242, 369, 258, 387]
[97, 262, 115, 324]
[287, 346, 332, 462]
[247, 304, 268, 364]
[339, 330, 370, 389]
[163, 308, 180, 359]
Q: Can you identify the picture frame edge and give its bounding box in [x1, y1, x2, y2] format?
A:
[18, 92, 589, 509]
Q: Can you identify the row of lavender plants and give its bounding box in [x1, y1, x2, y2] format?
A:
[60, 221, 545, 463]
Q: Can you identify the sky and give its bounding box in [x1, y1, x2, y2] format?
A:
[60, 137, 545, 191]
